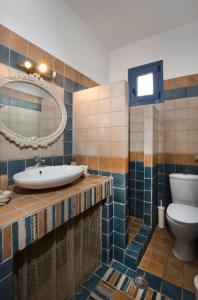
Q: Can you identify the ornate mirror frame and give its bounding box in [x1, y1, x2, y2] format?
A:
[0, 68, 67, 149]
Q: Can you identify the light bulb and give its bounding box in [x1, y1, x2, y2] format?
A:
[24, 61, 32, 69]
[38, 63, 48, 73]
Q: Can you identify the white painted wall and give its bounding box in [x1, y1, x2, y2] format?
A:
[0, 0, 109, 84]
[110, 21, 198, 82]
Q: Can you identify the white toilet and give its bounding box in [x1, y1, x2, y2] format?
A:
[166, 173, 198, 262]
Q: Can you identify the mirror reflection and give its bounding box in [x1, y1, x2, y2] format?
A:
[0, 82, 62, 138]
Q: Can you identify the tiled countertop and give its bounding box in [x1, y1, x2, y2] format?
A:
[0, 175, 112, 262]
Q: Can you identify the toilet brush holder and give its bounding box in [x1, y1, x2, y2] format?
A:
[158, 200, 165, 228]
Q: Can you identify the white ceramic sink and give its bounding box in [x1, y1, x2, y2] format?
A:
[13, 165, 84, 190]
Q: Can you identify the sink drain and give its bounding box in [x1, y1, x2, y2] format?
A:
[134, 276, 148, 289]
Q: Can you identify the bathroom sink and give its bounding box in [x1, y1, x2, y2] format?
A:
[13, 165, 85, 190]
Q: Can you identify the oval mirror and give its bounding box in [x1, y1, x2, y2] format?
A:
[0, 71, 67, 148]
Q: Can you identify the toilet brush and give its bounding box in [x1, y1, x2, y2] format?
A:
[158, 200, 165, 228]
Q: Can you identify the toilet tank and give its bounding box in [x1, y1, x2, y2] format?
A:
[169, 173, 198, 207]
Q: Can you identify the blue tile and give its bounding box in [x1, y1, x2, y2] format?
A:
[64, 155, 72, 165]
[125, 248, 138, 259]
[145, 272, 162, 291]
[126, 268, 137, 279]
[8, 159, 25, 179]
[66, 116, 72, 130]
[0, 162, 7, 174]
[144, 214, 151, 227]
[64, 90, 73, 105]
[134, 234, 147, 245]
[64, 142, 72, 155]
[64, 77, 73, 92]
[113, 247, 124, 263]
[112, 173, 127, 188]
[12, 222, 18, 254]
[144, 202, 151, 214]
[128, 241, 143, 254]
[114, 232, 126, 249]
[55, 73, 64, 88]
[102, 248, 109, 264]
[129, 161, 135, 170]
[124, 255, 137, 270]
[145, 167, 151, 178]
[25, 216, 32, 246]
[139, 226, 151, 237]
[65, 103, 73, 117]
[0, 44, 9, 65]
[182, 289, 195, 300]
[113, 188, 126, 204]
[187, 85, 198, 97]
[95, 264, 109, 278]
[136, 161, 144, 171]
[53, 156, 64, 166]
[114, 203, 125, 219]
[76, 288, 90, 300]
[164, 89, 175, 100]
[111, 261, 127, 273]
[0, 259, 13, 281]
[0, 274, 14, 300]
[42, 156, 52, 166]
[10, 49, 25, 70]
[83, 274, 100, 291]
[175, 87, 187, 99]
[161, 280, 182, 300]
[99, 171, 110, 176]
[113, 217, 125, 234]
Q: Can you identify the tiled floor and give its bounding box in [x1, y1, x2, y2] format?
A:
[139, 227, 198, 293]
[128, 217, 143, 242]
[77, 260, 195, 300]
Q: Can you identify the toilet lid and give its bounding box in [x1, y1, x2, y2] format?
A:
[167, 204, 198, 225]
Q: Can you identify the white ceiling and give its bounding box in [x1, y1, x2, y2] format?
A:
[64, 0, 198, 49]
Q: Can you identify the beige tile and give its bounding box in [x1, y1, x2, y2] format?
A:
[98, 113, 111, 127]
[99, 142, 111, 156]
[111, 127, 128, 142]
[99, 99, 111, 113]
[98, 127, 111, 142]
[111, 96, 127, 112]
[111, 111, 128, 127]
[99, 84, 111, 99]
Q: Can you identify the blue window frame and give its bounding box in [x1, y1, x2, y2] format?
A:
[128, 60, 163, 106]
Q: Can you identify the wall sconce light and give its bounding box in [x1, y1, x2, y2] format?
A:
[17, 61, 56, 81]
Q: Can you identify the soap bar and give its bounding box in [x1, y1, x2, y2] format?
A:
[0, 175, 8, 191]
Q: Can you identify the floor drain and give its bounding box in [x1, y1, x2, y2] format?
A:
[134, 276, 148, 289]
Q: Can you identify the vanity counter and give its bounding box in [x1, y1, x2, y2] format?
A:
[0, 175, 112, 262]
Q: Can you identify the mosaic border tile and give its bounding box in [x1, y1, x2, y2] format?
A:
[0, 178, 112, 264]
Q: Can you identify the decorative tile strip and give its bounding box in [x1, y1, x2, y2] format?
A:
[0, 178, 112, 263]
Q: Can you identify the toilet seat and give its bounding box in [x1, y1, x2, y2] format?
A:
[167, 204, 198, 226]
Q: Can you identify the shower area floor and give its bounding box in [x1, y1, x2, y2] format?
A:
[128, 217, 143, 243]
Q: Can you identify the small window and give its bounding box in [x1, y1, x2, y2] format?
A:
[128, 60, 163, 106]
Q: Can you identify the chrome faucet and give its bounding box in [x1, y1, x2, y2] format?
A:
[34, 156, 46, 167]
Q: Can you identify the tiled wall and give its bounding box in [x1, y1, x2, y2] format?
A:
[129, 73, 198, 228]
[0, 24, 98, 183]
[73, 80, 129, 263]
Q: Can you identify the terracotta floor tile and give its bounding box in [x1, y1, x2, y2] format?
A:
[139, 257, 149, 270]
[147, 261, 165, 277]
[150, 251, 169, 266]
[163, 267, 183, 287]
[167, 257, 184, 272]
[183, 279, 196, 293]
